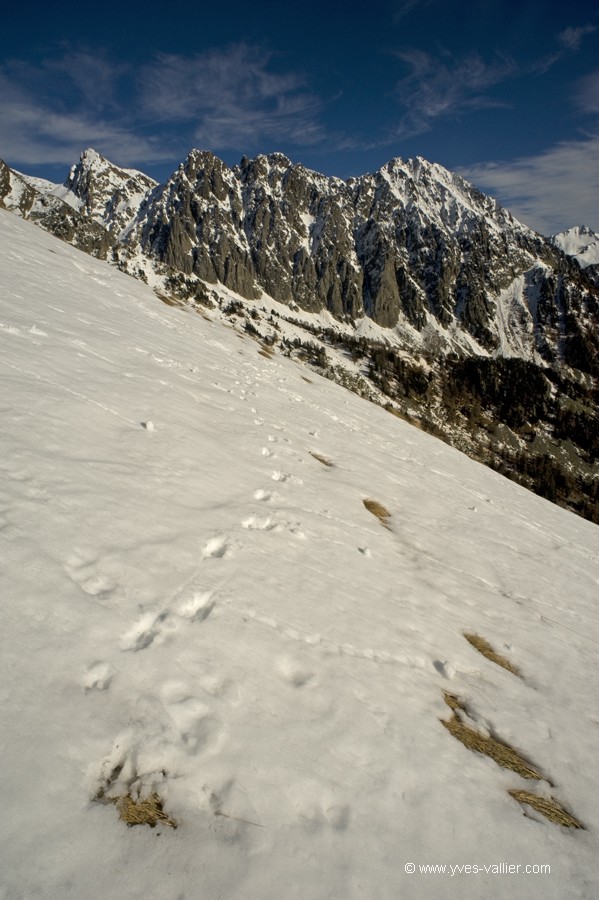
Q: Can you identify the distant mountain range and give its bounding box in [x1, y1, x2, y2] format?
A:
[2, 148, 598, 369]
[1, 149, 598, 521]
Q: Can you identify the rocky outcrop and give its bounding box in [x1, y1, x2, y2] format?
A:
[0, 159, 112, 258]
[63, 149, 157, 238]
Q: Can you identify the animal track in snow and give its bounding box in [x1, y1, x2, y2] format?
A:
[275, 655, 314, 687]
[64, 551, 117, 598]
[286, 780, 351, 832]
[122, 584, 217, 652]
[271, 470, 302, 484]
[242, 515, 276, 531]
[75, 573, 117, 597]
[82, 661, 113, 692]
[244, 609, 427, 669]
[202, 535, 231, 559]
[253, 489, 276, 502]
[160, 682, 224, 755]
[94, 732, 173, 815]
[120, 610, 172, 652]
[176, 589, 215, 622]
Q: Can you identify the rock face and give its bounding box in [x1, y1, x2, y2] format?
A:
[0, 159, 112, 258]
[125, 150, 598, 366]
[3, 148, 599, 374]
[62, 148, 157, 238]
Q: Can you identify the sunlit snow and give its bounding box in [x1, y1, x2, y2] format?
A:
[1, 209, 598, 899]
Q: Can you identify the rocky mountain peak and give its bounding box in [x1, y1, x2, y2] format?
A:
[64, 148, 157, 237]
[550, 225, 599, 268]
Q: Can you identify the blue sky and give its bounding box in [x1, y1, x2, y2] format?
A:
[1, 0, 598, 234]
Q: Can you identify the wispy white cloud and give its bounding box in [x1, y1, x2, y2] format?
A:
[0, 57, 166, 166]
[532, 23, 597, 74]
[460, 134, 599, 235]
[576, 68, 599, 115]
[0, 44, 332, 170]
[390, 49, 516, 139]
[42, 50, 128, 113]
[558, 24, 596, 52]
[138, 45, 329, 149]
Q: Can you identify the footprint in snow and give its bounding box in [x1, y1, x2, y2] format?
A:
[176, 589, 215, 622]
[271, 470, 302, 484]
[275, 655, 314, 687]
[253, 489, 276, 502]
[202, 535, 231, 559]
[120, 610, 173, 652]
[433, 659, 456, 680]
[286, 780, 351, 832]
[121, 587, 216, 653]
[242, 515, 277, 531]
[82, 661, 113, 692]
[64, 551, 117, 599]
[160, 682, 224, 755]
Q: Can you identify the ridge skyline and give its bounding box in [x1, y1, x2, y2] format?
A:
[2, 0, 598, 235]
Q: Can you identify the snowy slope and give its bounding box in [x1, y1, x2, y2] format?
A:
[550, 226, 599, 268]
[1, 209, 599, 900]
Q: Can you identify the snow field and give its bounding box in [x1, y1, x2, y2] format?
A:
[1, 210, 599, 899]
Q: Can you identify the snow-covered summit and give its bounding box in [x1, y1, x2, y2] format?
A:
[60, 147, 157, 237]
[1, 208, 598, 900]
[550, 225, 599, 268]
[351, 155, 521, 237]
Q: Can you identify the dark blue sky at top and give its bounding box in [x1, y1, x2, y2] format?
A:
[1, 0, 598, 233]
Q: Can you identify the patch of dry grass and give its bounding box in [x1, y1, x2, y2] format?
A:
[508, 790, 584, 829]
[155, 292, 184, 308]
[258, 347, 273, 359]
[464, 633, 521, 676]
[441, 693, 544, 781]
[310, 452, 334, 467]
[443, 692, 463, 711]
[363, 498, 392, 527]
[96, 788, 177, 829]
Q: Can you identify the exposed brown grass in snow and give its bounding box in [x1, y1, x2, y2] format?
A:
[362, 498, 392, 527]
[441, 693, 544, 781]
[155, 291, 184, 308]
[96, 788, 177, 829]
[310, 452, 334, 467]
[463, 632, 521, 676]
[508, 790, 584, 829]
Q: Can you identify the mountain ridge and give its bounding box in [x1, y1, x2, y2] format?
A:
[3, 146, 594, 358]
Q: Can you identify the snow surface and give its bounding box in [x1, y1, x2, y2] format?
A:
[1, 208, 599, 900]
[550, 226, 599, 268]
